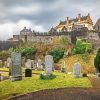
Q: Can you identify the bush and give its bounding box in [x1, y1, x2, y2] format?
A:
[40, 73, 56, 80]
[73, 39, 92, 54]
[49, 48, 64, 63]
[94, 49, 100, 73]
[17, 47, 37, 59]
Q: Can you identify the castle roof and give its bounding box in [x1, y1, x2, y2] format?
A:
[20, 27, 32, 33]
[59, 15, 88, 25]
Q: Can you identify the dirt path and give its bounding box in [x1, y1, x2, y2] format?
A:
[7, 88, 100, 100]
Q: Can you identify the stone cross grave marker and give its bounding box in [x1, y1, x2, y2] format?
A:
[45, 55, 54, 75]
[11, 52, 22, 81]
[73, 62, 81, 78]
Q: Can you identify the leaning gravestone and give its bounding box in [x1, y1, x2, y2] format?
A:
[45, 55, 54, 76]
[73, 62, 81, 78]
[11, 52, 22, 81]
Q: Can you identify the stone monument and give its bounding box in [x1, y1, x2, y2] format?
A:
[73, 62, 81, 78]
[11, 52, 22, 81]
[45, 55, 54, 76]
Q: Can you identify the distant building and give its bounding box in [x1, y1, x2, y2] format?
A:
[94, 18, 100, 32]
[55, 13, 93, 32]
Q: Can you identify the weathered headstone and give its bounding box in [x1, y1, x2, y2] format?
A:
[73, 62, 81, 78]
[0, 60, 3, 68]
[7, 57, 12, 68]
[61, 61, 67, 73]
[45, 55, 54, 75]
[11, 52, 22, 81]
[37, 59, 42, 70]
[25, 59, 32, 69]
[0, 71, 3, 81]
[4, 61, 7, 67]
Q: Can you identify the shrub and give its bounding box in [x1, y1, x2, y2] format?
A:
[73, 39, 92, 54]
[17, 47, 37, 59]
[94, 49, 100, 73]
[40, 73, 56, 80]
[49, 48, 64, 63]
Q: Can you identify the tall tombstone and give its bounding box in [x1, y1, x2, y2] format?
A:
[73, 62, 81, 78]
[11, 52, 22, 81]
[45, 55, 54, 76]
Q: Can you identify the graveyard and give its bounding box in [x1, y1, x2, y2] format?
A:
[0, 41, 100, 100]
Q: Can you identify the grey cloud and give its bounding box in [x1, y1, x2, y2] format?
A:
[0, 0, 100, 40]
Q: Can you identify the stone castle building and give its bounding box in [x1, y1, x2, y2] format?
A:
[7, 13, 100, 49]
[94, 18, 100, 32]
[55, 13, 93, 32]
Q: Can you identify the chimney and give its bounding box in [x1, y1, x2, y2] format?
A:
[78, 13, 81, 20]
[66, 17, 69, 25]
[88, 13, 90, 17]
[24, 27, 26, 29]
[66, 17, 69, 21]
[78, 13, 81, 18]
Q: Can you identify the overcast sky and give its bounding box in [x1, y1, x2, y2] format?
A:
[0, 0, 100, 40]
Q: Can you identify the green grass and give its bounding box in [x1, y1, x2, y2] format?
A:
[0, 71, 92, 100]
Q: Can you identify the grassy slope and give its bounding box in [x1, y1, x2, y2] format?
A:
[59, 54, 96, 73]
[0, 71, 92, 100]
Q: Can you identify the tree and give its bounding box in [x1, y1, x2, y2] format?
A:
[49, 48, 64, 63]
[94, 49, 100, 73]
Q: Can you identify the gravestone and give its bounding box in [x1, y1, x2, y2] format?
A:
[73, 62, 81, 78]
[4, 61, 7, 67]
[25, 59, 32, 69]
[7, 57, 12, 68]
[45, 55, 54, 76]
[25, 59, 32, 77]
[25, 69, 32, 77]
[0, 60, 3, 68]
[0, 71, 3, 81]
[37, 59, 42, 70]
[61, 61, 67, 73]
[11, 52, 22, 81]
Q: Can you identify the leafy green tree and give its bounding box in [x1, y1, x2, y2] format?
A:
[49, 48, 64, 63]
[94, 49, 100, 73]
